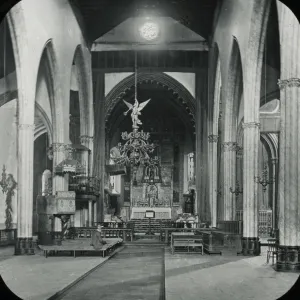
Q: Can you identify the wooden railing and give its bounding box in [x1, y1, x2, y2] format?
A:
[68, 226, 134, 242]
[217, 221, 243, 235]
[69, 176, 100, 195]
[92, 222, 134, 230]
[159, 221, 204, 229]
[0, 229, 17, 246]
[236, 210, 273, 237]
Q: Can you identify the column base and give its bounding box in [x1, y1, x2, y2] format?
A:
[14, 237, 35, 255]
[276, 246, 300, 272]
[240, 237, 260, 256]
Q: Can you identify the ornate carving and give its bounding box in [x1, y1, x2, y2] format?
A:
[80, 135, 94, 144]
[278, 78, 300, 89]
[236, 145, 243, 158]
[51, 143, 66, 152]
[123, 98, 151, 129]
[242, 122, 261, 129]
[222, 142, 237, 152]
[0, 165, 17, 229]
[15, 237, 35, 255]
[276, 246, 300, 271]
[48, 143, 75, 160]
[18, 124, 35, 130]
[208, 134, 219, 143]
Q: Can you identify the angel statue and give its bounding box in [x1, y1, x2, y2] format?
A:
[123, 98, 151, 129]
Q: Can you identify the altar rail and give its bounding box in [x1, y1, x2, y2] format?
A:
[217, 221, 243, 235]
[0, 229, 17, 246]
[68, 227, 134, 242]
[236, 210, 272, 237]
[92, 222, 134, 230]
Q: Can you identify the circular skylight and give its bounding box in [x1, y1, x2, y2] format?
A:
[139, 22, 160, 41]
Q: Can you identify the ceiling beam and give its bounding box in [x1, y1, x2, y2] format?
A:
[92, 41, 208, 52]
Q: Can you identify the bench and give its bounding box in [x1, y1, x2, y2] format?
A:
[171, 234, 203, 255]
[39, 238, 123, 258]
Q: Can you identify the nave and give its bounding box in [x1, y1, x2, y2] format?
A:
[1, 0, 300, 299]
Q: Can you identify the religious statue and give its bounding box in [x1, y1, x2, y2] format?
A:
[147, 184, 158, 207]
[123, 98, 151, 129]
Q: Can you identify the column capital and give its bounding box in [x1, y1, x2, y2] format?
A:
[47, 143, 75, 160]
[236, 146, 243, 158]
[18, 124, 35, 130]
[208, 134, 219, 143]
[80, 135, 94, 144]
[271, 158, 278, 164]
[278, 78, 300, 89]
[242, 122, 261, 129]
[221, 142, 237, 152]
[50, 143, 69, 152]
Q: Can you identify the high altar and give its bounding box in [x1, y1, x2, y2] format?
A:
[130, 155, 173, 219]
[106, 64, 195, 221]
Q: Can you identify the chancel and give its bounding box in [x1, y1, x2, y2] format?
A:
[0, 1, 300, 300]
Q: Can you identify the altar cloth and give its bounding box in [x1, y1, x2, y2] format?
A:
[131, 207, 172, 219]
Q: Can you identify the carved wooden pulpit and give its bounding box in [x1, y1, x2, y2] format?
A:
[54, 191, 76, 239]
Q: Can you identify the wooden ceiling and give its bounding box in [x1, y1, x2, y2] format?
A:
[71, 0, 219, 43]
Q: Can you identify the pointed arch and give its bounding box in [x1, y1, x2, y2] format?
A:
[34, 39, 58, 142]
[72, 45, 90, 138]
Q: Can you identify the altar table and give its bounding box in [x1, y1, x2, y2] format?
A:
[131, 207, 172, 219]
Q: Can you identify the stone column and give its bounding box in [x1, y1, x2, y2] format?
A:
[93, 202, 97, 225]
[80, 135, 94, 175]
[277, 78, 300, 270]
[275, 1, 300, 271]
[208, 134, 218, 227]
[15, 124, 35, 255]
[271, 158, 278, 232]
[195, 69, 208, 222]
[93, 72, 105, 222]
[221, 142, 237, 221]
[88, 200, 93, 227]
[242, 122, 260, 255]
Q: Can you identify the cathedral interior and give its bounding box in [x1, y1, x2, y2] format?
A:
[0, 0, 300, 299]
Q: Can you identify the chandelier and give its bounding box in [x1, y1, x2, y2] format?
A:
[254, 162, 275, 192]
[112, 51, 157, 174]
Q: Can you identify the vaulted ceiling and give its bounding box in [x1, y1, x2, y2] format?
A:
[71, 0, 219, 44]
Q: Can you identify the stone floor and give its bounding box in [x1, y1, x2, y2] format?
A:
[59, 246, 164, 300]
[0, 245, 299, 300]
[0, 246, 112, 300]
[165, 247, 299, 300]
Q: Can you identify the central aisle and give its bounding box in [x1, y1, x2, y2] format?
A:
[59, 246, 165, 300]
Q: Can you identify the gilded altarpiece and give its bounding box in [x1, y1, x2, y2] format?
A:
[131, 142, 174, 207]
